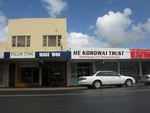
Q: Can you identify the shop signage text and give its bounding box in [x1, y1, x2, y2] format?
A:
[10, 52, 35, 58]
[71, 49, 130, 59]
[73, 51, 124, 56]
[0, 52, 4, 58]
[39, 52, 61, 57]
[36, 51, 71, 58]
[130, 49, 150, 59]
[20, 62, 38, 67]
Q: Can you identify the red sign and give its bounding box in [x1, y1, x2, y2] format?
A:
[130, 49, 150, 59]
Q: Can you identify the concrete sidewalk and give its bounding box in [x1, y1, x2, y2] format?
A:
[0, 86, 87, 91]
[0, 83, 144, 91]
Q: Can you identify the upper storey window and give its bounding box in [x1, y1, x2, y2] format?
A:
[43, 35, 62, 47]
[12, 36, 30, 47]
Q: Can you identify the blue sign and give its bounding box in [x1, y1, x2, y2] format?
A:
[4, 52, 10, 58]
[36, 51, 71, 58]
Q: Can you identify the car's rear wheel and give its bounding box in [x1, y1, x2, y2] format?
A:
[93, 80, 101, 89]
[125, 79, 133, 87]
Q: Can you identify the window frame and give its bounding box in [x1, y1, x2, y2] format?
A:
[43, 35, 62, 47]
[48, 35, 56, 46]
[17, 36, 25, 47]
[12, 36, 16, 47]
[12, 36, 31, 47]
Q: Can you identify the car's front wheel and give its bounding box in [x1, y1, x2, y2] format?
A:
[145, 83, 150, 85]
[125, 79, 133, 87]
[93, 80, 101, 89]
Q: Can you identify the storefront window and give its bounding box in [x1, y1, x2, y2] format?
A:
[142, 62, 150, 75]
[42, 68, 64, 86]
[77, 63, 91, 67]
[51, 68, 63, 82]
[21, 68, 32, 83]
[18, 68, 39, 83]
[96, 62, 117, 72]
[120, 62, 139, 80]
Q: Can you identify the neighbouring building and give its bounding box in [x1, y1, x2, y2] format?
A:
[0, 42, 9, 87]
[68, 48, 150, 86]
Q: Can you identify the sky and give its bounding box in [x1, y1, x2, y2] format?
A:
[0, 0, 150, 49]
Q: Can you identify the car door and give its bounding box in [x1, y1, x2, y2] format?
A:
[96, 72, 112, 85]
[109, 72, 124, 84]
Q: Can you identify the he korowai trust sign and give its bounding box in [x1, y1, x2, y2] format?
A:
[71, 48, 130, 59]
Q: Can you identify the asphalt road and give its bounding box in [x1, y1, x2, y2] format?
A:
[0, 85, 150, 113]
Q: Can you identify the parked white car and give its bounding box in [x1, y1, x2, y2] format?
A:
[138, 74, 150, 85]
[78, 71, 136, 89]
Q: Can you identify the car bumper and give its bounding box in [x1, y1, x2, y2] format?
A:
[138, 79, 150, 83]
[78, 81, 92, 86]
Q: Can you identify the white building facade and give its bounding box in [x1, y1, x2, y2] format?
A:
[67, 48, 150, 86]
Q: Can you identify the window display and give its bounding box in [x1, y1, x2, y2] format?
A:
[121, 66, 137, 75]
[18, 68, 39, 83]
[120, 62, 139, 80]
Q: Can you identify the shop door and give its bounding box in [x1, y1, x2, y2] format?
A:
[77, 68, 90, 77]
[70, 63, 92, 86]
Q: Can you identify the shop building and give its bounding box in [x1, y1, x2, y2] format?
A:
[1, 18, 71, 87]
[8, 51, 70, 87]
[1, 17, 150, 88]
[68, 48, 150, 86]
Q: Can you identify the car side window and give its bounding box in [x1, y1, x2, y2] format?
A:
[110, 72, 120, 76]
[96, 72, 110, 76]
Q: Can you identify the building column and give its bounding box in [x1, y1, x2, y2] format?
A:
[117, 61, 120, 73]
[92, 61, 96, 73]
[4, 62, 9, 87]
[67, 59, 71, 86]
[139, 61, 142, 75]
[39, 67, 42, 86]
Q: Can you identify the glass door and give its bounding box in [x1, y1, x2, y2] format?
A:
[70, 63, 92, 86]
[77, 68, 90, 77]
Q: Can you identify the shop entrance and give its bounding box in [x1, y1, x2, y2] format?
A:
[77, 68, 90, 77]
[70, 63, 92, 86]
[77, 63, 91, 77]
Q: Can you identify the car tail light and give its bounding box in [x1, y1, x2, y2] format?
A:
[79, 78, 86, 81]
[146, 76, 149, 79]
